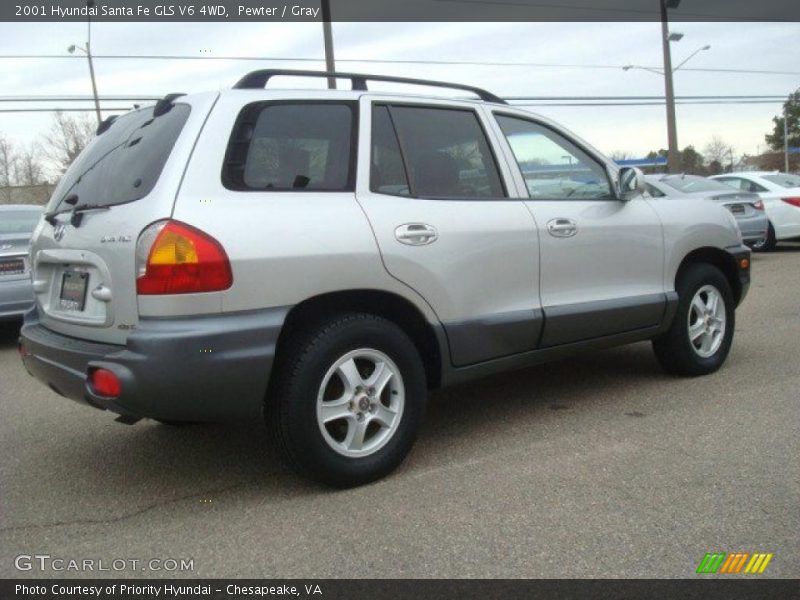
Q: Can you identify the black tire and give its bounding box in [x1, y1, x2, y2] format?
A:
[752, 222, 777, 252]
[267, 313, 426, 488]
[652, 263, 735, 377]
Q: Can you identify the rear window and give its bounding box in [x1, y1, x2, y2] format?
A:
[0, 210, 41, 234]
[661, 176, 735, 194]
[762, 173, 800, 188]
[222, 102, 356, 191]
[48, 104, 191, 213]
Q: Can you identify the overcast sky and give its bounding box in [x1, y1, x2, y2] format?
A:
[1, 20, 798, 170]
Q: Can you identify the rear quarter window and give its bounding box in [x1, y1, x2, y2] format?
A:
[222, 102, 357, 192]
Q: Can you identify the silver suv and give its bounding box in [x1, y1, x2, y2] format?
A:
[19, 71, 750, 487]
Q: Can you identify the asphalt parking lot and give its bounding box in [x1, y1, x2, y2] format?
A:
[1, 245, 798, 579]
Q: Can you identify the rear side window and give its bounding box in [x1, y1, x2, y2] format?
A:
[48, 104, 191, 213]
[371, 105, 505, 199]
[223, 102, 356, 191]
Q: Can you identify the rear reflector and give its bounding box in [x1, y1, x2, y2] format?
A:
[136, 220, 232, 295]
[89, 368, 122, 398]
[781, 197, 800, 208]
[752, 200, 765, 211]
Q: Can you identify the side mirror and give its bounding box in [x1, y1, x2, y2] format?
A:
[618, 166, 646, 200]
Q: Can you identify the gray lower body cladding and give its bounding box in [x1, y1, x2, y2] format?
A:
[19, 306, 288, 422]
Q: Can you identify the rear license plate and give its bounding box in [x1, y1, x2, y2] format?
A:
[728, 204, 745, 215]
[0, 257, 25, 275]
[59, 270, 89, 311]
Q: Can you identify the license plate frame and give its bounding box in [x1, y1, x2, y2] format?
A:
[59, 270, 89, 312]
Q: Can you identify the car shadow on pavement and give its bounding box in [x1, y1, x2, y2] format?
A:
[773, 242, 800, 253]
[14, 341, 666, 515]
[0, 319, 21, 350]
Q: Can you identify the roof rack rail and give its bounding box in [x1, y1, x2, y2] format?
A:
[232, 69, 507, 104]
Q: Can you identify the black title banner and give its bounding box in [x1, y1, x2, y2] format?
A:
[2, 579, 799, 600]
[5, 0, 800, 22]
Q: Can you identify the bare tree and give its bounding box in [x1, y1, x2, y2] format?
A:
[704, 136, 735, 170]
[0, 135, 16, 203]
[15, 143, 46, 186]
[43, 111, 95, 174]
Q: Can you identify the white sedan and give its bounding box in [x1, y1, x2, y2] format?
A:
[710, 171, 800, 251]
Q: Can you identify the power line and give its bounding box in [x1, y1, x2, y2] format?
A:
[432, 0, 786, 21]
[0, 108, 133, 113]
[0, 98, 785, 114]
[0, 54, 798, 76]
[0, 94, 787, 103]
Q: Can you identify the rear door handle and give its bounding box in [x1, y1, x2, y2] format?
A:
[395, 223, 438, 246]
[547, 218, 578, 238]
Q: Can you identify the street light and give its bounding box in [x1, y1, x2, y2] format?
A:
[68, 0, 101, 126]
[622, 0, 712, 173]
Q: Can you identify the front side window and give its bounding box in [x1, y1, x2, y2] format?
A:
[646, 184, 666, 198]
[661, 175, 739, 194]
[719, 177, 767, 193]
[373, 105, 505, 199]
[223, 102, 356, 191]
[495, 115, 612, 200]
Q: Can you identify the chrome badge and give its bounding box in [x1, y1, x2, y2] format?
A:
[53, 224, 66, 241]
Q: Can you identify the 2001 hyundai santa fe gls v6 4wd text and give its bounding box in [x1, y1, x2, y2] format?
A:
[19, 71, 751, 487]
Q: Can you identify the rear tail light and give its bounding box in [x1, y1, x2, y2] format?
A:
[136, 220, 232, 295]
[752, 200, 765, 211]
[89, 368, 121, 398]
[781, 197, 800, 208]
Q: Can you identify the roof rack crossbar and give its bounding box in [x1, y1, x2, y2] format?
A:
[232, 69, 507, 104]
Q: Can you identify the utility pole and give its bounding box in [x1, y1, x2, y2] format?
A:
[321, 0, 336, 89]
[660, 0, 680, 173]
[784, 107, 790, 172]
[86, 2, 102, 127]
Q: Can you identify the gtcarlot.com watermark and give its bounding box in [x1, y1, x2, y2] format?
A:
[14, 554, 194, 573]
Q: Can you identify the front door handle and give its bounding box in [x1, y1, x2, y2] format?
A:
[395, 223, 438, 246]
[547, 218, 578, 238]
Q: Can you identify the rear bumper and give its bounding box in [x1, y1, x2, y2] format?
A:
[735, 213, 769, 243]
[19, 306, 289, 422]
[0, 276, 34, 320]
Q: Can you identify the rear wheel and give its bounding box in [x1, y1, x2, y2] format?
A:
[653, 263, 735, 377]
[751, 221, 776, 252]
[267, 313, 426, 487]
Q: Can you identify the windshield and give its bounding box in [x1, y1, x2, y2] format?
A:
[0, 209, 42, 235]
[47, 103, 191, 213]
[661, 176, 737, 194]
[762, 173, 800, 188]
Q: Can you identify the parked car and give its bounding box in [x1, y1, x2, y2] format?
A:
[19, 71, 750, 487]
[644, 174, 768, 248]
[0, 205, 42, 320]
[710, 171, 800, 251]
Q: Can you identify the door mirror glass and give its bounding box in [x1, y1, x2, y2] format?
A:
[618, 167, 645, 200]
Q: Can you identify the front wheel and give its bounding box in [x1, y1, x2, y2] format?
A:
[267, 313, 426, 488]
[653, 263, 735, 377]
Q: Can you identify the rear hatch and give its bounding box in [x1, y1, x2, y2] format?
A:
[30, 92, 218, 344]
[709, 191, 761, 218]
[0, 208, 41, 282]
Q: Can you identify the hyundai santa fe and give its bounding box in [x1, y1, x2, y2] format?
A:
[19, 71, 751, 487]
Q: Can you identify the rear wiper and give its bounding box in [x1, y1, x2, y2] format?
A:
[43, 194, 79, 225]
[69, 203, 110, 227]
